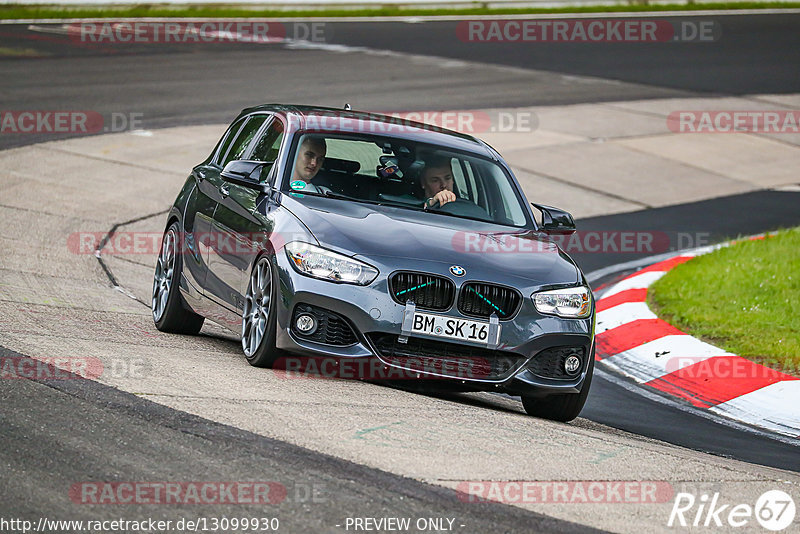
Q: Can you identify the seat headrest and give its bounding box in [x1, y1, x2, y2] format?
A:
[322, 158, 360, 174]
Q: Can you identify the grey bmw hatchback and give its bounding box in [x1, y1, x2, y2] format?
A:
[152, 104, 595, 421]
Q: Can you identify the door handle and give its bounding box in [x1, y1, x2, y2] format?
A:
[219, 183, 230, 198]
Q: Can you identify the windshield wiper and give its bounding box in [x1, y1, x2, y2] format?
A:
[321, 190, 354, 201]
[424, 208, 493, 224]
[297, 190, 493, 223]
[315, 190, 423, 211]
[292, 189, 369, 204]
[316, 190, 382, 207]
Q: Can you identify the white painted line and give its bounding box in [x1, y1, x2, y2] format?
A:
[595, 301, 656, 333]
[599, 270, 666, 299]
[681, 245, 720, 257]
[709, 381, 800, 437]
[604, 335, 729, 383]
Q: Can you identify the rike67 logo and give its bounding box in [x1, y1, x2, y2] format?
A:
[668, 490, 796, 531]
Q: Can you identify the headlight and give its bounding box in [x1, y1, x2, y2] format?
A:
[532, 286, 592, 319]
[285, 242, 378, 285]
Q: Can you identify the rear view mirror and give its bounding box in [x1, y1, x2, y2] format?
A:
[377, 155, 402, 179]
[221, 160, 273, 192]
[531, 203, 576, 235]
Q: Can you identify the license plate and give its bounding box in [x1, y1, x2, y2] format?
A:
[410, 312, 499, 345]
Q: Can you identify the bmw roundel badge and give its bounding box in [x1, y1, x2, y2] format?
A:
[450, 265, 466, 277]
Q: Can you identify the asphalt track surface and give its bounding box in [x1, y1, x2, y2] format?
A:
[2, 12, 800, 150]
[0, 345, 599, 534]
[324, 14, 800, 95]
[1, 13, 799, 531]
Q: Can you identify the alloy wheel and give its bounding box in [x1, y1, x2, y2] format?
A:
[152, 229, 176, 322]
[242, 258, 272, 357]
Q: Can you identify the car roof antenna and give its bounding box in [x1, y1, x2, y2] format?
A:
[343, 103, 352, 110]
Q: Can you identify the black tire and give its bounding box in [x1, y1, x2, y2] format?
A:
[241, 256, 280, 368]
[521, 356, 594, 422]
[152, 222, 205, 335]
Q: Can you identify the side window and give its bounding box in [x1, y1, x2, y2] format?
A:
[251, 119, 285, 163]
[220, 115, 268, 167]
[212, 117, 247, 167]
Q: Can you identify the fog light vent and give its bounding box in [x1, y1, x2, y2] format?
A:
[564, 354, 582, 375]
[296, 314, 317, 334]
[526, 346, 586, 380]
[291, 304, 358, 346]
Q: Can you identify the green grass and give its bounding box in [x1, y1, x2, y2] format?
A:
[2, 2, 800, 20]
[648, 228, 800, 375]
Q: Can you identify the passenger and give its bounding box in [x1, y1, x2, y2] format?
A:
[293, 136, 327, 181]
[420, 155, 456, 209]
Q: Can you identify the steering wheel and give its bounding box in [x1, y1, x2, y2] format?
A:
[431, 198, 490, 220]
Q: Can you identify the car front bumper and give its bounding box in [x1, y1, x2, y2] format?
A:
[271, 251, 594, 397]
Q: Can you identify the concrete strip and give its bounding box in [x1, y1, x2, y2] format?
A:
[513, 167, 643, 218]
[505, 141, 757, 209]
[605, 95, 800, 149]
[48, 124, 225, 174]
[0, 145, 186, 221]
[618, 134, 800, 189]
[480, 129, 585, 152]
[531, 103, 669, 140]
[605, 95, 800, 116]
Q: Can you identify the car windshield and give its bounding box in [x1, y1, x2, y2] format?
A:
[283, 133, 530, 227]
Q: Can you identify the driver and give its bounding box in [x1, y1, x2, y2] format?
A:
[420, 155, 456, 209]
[293, 136, 327, 181]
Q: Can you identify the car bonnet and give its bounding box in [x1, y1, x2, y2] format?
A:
[281, 195, 580, 287]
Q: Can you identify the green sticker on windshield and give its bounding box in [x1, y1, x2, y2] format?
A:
[290, 180, 307, 191]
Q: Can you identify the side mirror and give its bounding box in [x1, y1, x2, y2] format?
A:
[220, 160, 273, 192]
[531, 203, 576, 235]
